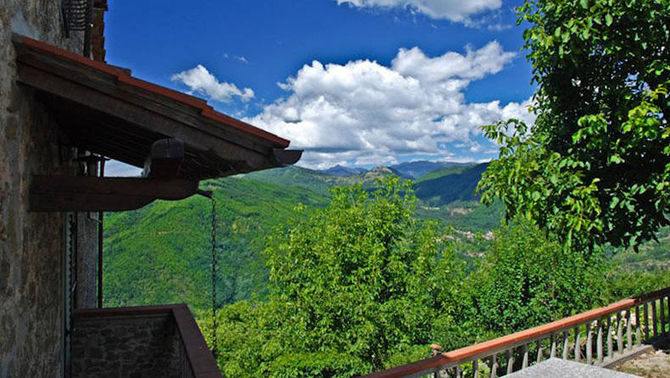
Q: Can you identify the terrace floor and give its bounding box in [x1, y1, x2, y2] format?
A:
[615, 336, 670, 378]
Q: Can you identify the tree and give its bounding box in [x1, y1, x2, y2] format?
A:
[207, 177, 466, 377]
[264, 176, 464, 373]
[478, 0, 670, 250]
[468, 218, 606, 335]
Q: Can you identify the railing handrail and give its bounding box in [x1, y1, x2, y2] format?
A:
[361, 286, 670, 378]
[74, 304, 221, 378]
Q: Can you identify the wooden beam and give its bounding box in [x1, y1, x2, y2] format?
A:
[29, 175, 198, 212]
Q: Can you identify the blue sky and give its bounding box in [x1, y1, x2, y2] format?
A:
[105, 0, 535, 174]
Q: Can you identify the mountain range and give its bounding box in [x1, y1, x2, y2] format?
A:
[102, 160, 670, 311]
[103, 161, 497, 309]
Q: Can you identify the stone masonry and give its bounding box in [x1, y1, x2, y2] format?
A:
[71, 313, 190, 378]
[0, 1, 99, 377]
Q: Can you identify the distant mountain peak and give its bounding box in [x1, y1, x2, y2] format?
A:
[320, 165, 368, 176]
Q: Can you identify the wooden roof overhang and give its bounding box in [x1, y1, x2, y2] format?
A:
[13, 34, 302, 212]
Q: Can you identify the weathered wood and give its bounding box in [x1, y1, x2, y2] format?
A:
[617, 313, 623, 356]
[626, 310, 633, 351]
[522, 344, 529, 369]
[536, 340, 543, 364]
[506, 349, 514, 375]
[473, 359, 479, 378]
[550, 333, 556, 359]
[652, 300, 658, 337]
[658, 297, 665, 334]
[15, 59, 283, 179]
[143, 138, 185, 179]
[644, 302, 650, 340]
[562, 331, 569, 360]
[574, 327, 581, 362]
[586, 322, 593, 365]
[597, 319, 603, 363]
[607, 317, 614, 360]
[14, 35, 289, 151]
[635, 306, 642, 347]
[29, 175, 198, 212]
[490, 354, 497, 378]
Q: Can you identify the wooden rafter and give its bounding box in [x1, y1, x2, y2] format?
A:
[29, 176, 199, 212]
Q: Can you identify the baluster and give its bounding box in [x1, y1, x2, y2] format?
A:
[644, 301, 650, 341]
[550, 333, 556, 358]
[574, 326, 581, 362]
[586, 321, 593, 365]
[626, 309, 633, 351]
[473, 359, 479, 378]
[507, 349, 514, 375]
[617, 312, 624, 355]
[562, 331, 569, 360]
[522, 344, 529, 369]
[607, 316, 614, 360]
[597, 318, 604, 363]
[659, 296, 665, 335]
[536, 340, 543, 364]
[456, 365, 463, 378]
[490, 353, 498, 378]
[635, 305, 642, 347]
[652, 299, 658, 337]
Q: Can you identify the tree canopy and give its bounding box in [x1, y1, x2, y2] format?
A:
[478, 0, 670, 250]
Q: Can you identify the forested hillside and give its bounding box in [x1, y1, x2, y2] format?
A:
[103, 162, 499, 308]
[103, 162, 669, 311]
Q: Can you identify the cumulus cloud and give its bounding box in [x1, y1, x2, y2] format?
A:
[336, 0, 502, 22]
[245, 41, 534, 168]
[171, 65, 254, 103]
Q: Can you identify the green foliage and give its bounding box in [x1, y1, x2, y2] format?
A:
[479, 0, 670, 250]
[104, 165, 502, 309]
[467, 219, 607, 335]
[103, 177, 329, 308]
[204, 177, 466, 376]
[264, 176, 464, 372]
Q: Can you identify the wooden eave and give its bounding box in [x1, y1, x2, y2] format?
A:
[13, 34, 301, 181]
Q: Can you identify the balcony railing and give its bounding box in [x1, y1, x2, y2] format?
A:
[362, 287, 670, 378]
[72, 304, 221, 378]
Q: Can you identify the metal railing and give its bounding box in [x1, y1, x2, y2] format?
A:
[362, 287, 670, 378]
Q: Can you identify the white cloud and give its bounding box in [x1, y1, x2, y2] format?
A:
[245, 41, 534, 169]
[171, 65, 255, 103]
[336, 0, 502, 22]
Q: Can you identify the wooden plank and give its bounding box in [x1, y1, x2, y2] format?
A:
[29, 175, 198, 212]
[607, 317, 614, 359]
[626, 310, 633, 351]
[644, 302, 650, 340]
[597, 319, 603, 363]
[506, 349, 514, 374]
[586, 322, 592, 365]
[16, 64, 277, 178]
[14, 34, 290, 151]
[574, 327, 581, 362]
[652, 300, 658, 337]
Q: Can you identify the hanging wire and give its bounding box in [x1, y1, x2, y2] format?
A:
[209, 198, 219, 359]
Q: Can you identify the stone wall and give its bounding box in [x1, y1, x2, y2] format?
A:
[0, 1, 99, 377]
[71, 313, 190, 378]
